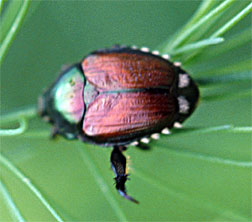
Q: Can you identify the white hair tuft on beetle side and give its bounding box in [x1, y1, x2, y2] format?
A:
[174, 61, 181, 67]
[179, 74, 190, 88]
[178, 96, 190, 114]
[141, 138, 150, 144]
[174, 122, 183, 128]
[151, 133, 160, 140]
[152, 50, 160, 55]
[130, 141, 139, 146]
[140, 47, 149, 52]
[162, 54, 170, 60]
[161, 128, 171, 135]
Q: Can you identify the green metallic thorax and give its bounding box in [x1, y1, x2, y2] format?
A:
[52, 67, 85, 123]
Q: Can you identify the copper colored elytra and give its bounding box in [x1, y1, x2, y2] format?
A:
[38, 45, 199, 203]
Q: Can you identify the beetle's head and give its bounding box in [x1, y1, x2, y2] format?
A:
[37, 65, 86, 139]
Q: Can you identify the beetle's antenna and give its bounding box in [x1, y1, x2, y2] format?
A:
[110, 146, 139, 204]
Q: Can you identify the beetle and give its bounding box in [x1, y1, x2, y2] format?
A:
[38, 45, 199, 203]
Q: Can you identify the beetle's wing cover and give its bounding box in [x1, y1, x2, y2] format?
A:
[82, 48, 176, 91]
[83, 92, 177, 140]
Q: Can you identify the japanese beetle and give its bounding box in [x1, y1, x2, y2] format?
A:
[38, 45, 199, 203]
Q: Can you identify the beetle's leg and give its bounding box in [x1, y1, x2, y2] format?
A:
[110, 146, 139, 204]
[50, 126, 59, 139]
[136, 143, 151, 151]
[77, 134, 89, 143]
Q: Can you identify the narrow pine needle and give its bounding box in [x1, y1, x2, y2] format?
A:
[133, 168, 232, 215]
[0, 0, 22, 41]
[0, 105, 37, 125]
[188, 28, 251, 64]
[0, 0, 5, 14]
[201, 89, 251, 102]
[202, 58, 252, 75]
[0, 155, 64, 222]
[15, 130, 49, 139]
[182, 4, 252, 64]
[77, 146, 128, 222]
[162, 145, 252, 168]
[5, 123, 251, 140]
[171, 125, 252, 136]
[0, 0, 31, 65]
[133, 169, 249, 220]
[211, 3, 252, 38]
[0, 118, 28, 136]
[158, 0, 216, 52]
[165, 0, 235, 52]
[195, 71, 252, 86]
[209, 28, 251, 55]
[0, 179, 25, 222]
[184, 0, 218, 26]
[171, 37, 224, 55]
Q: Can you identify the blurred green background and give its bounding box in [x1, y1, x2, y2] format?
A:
[1, 1, 251, 221]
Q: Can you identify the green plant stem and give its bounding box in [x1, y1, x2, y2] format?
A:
[0, 0, 31, 65]
[0, 179, 25, 222]
[0, 154, 64, 222]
